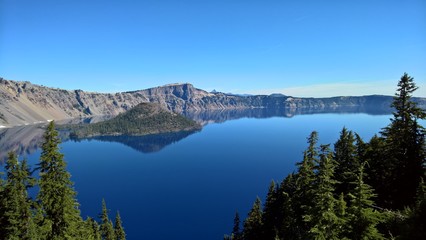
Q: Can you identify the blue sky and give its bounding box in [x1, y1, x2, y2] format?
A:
[1, 0, 425, 97]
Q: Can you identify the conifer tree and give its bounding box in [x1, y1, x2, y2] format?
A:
[100, 199, 116, 240]
[334, 127, 359, 196]
[86, 217, 102, 240]
[37, 121, 83, 239]
[293, 131, 318, 238]
[363, 135, 390, 207]
[381, 73, 426, 209]
[276, 174, 297, 240]
[232, 211, 242, 240]
[243, 197, 263, 240]
[0, 152, 37, 240]
[347, 164, 383, 240]
[114, 211, 126, 240]
[305, 144, 343, 240]
[262, 181, 279, 239]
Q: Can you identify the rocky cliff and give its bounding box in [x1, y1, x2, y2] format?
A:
[1, 78, 425, 127]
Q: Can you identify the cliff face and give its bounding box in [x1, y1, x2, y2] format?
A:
[1, 78, 425, 127]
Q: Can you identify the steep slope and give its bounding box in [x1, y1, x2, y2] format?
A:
[1, 78, 425, 127]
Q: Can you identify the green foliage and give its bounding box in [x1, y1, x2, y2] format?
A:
[37, 121, 84, 239]
[334, 127, 359, 197]
[379, 73, 426, 209]
[305, 144, 344, 240]
[100, 199, 116, 240]
[346, 164, 383, 240]
[70, 102, 201, 138]
[0, 152, 37, 240]
[0, 121, 125, 240]
[114, 211, 126, 240]
[243, 197, 263, 240]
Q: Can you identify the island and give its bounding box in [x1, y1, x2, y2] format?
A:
[68, 102, 202, 138]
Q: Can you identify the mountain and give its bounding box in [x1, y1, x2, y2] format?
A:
[1, 78, 426, 127]
[67, 102, 201, 138]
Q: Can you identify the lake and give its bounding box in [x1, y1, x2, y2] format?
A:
[1, 110, 393, 239]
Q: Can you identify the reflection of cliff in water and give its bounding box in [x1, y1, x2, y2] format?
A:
[76, 130, 199, 154]
[1, 106, 392, 161]
[184, 105, 393, 125]
[0, 124, 45, 162]
[0, 116, 112, 163]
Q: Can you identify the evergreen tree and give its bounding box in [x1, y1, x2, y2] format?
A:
[293, 131, 318, 239]
[0, 152, 37, 240]
[334, 127, 359, 196]
[400, 178, 426, 239]
[37, 121, 84, 239]
[262, 181, 279, 240]
[381, 73, 426, 209]
[305, 144, 343, 240]
[86, 217, 102, 240]
[363, 135, 390, 208]
[243, 197, 263, 240]
[114, 211, 126, 240]
[232, 211, 242, 240]
[100, 199, 116, 240]
[276, 174, 297, 240]
[347, 164, 383, 240]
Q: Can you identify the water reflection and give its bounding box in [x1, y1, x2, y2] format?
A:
[184, 106, 392, 125]
[74, 131, 199, 153]
[0, 106, 392, 161]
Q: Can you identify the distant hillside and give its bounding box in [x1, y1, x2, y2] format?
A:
[1, 78, 425, 127]
[68, 102, 201, 138]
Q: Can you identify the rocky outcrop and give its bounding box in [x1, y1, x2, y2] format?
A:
[1, 78, 425, 127]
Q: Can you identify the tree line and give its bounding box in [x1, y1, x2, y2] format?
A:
[225, 73, 426, 240]
[0, 121, 126, 240]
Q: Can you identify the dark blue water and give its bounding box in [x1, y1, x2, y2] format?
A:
[23, 113, 391, 240]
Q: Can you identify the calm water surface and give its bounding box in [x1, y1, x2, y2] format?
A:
[20, 113, 391, 239]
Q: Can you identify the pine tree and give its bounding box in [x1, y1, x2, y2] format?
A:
[243, 197, 263, 240]
[100, 199, 116, 240]
[262, 181, 279, 240]
[334, 127, 359, 196]
[37, 121, 83, 239]
[346, 164, 383, 240]
[305, 144, 344, 240]
[276, 174, 297, 240]
[114, 211, 126, 240]
[293, 131, 318, 239]
[232, 211, 242, 240]
[380, 73, 426, 209]
[86, 217, 102, 240]
[363, 135, 390, 207]
[0, 152, 37, 240]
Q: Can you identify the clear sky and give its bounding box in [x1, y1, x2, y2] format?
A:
[1, 0, 425, 97]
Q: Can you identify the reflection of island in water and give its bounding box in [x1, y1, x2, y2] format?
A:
[1, 106, 392, 161]
[73, 131, 199, 154]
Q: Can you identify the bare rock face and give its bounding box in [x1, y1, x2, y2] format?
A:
[1, 77, 425, 127]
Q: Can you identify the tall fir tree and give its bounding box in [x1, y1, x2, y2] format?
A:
[232, 211, 242, 240]
[276, 174, 297, 240]
[37, 121, 84, 239]
[0, 152, 37, 240]
[380, 73, 426, 209]
[293, 131, 318, 239]
[114, 211, 126, 240]
[262, 181, 279, 240]
[243, 197, 263, 240]
[347, 164, 383, 240]
[100, 199, 116, 240]
[305, 144, 344, 240]
[334, 127, 359, 196]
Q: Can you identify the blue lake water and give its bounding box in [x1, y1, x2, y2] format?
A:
[8, 113, 392, 239]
